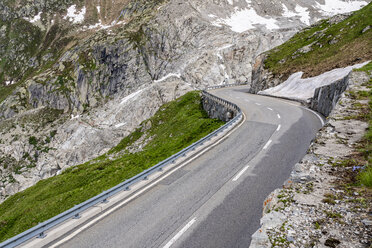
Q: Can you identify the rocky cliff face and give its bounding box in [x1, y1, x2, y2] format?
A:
[0, 0, 369, 201]
[249, 3, 371, 94]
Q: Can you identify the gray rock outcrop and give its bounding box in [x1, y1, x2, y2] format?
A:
[310, 76, 349, 117]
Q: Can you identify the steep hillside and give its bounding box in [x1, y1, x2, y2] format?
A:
[0, 0, 370, 202]
[250, 2, 372, 93]
[0, 91, 224, 242]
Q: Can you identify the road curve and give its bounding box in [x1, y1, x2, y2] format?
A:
[56, 86, 323, 248]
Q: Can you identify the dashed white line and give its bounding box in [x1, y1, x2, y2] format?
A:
[277, 114, 281, 119]
[255, 103, 261, 106]
[50, 114, 247, 248]
[163, 218, 197, 248]
[232, 165, 250, 181]
[263, 140, 272, 150]
[267, 107, 273, 111]
[276, 125, 281, 131]
[277, 100, 325, 126]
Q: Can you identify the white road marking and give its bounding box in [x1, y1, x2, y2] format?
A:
[267, 107, 273, 111]
[304, 107, 325, 126]
[232, 165, 250, 181]
[244, 99, 250, 102]
[163, 218, 197, 248]
[263, 140, 272, 150]
[276, 125, 281, 131]
[277, 100, 325, 126]
[50, 113, 247, 248]
[277, 114, 281, 119]
[255, 103, 261, 106]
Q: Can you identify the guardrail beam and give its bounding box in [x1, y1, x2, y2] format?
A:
[0, 84, 245, 248]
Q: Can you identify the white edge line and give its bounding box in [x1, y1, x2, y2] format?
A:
[163, 218, 197, 248]
[277, 114, 281, 119]
[276, 100, 325, 127]
[276, 124, 281, 132]
[263, 139, 272, 150]
[255, 103, 261, 106]
[267, 107, 273, 111]
[304, 107, 325, 126]
[49, 113, 247, 248]
[232, 165, 250, 181]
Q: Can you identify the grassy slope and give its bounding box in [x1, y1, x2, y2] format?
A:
[0, 91, 224, 241]
[355, 63, 372, 187]
[264, 2, 372, 79]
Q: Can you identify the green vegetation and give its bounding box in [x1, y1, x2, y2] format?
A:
[324, 211, 343, 219]
[264, 3, 372, 79]
[78, 51, 97, 72]
[337, 62, 372, 188]
[357, 63, 372, 188]
[0, 91, 224, 242]
[0, 83, 18, 104]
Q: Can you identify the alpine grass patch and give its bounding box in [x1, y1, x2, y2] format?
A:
[0, 91, 224, 242]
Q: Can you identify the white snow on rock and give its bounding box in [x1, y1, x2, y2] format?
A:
[259, 61, 370, 102]
[295, 5, 310, 25]
[24, 12, 42, 23]
[71, 114, 80, 120]
[316, 0, 368, 16]
[281, 4, 310, 25]
[212, 8, 279, 32]
[115, 122, 126, 128]
[120, 89, 144, 105]
[282, 4, 297, 18]
[154, 73, 181, 83]
[64, 5, 86, 24]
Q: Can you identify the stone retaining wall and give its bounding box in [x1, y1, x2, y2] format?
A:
[202, 91, 238, 122]
[310, 74, 350, 117]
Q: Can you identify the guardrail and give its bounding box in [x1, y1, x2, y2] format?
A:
[0, 90, 243, 248]
[205, 82, 247, 90]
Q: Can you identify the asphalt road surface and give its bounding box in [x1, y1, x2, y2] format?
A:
[57, 86, 323, 248]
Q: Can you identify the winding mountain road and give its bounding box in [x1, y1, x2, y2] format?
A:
[55, 86, 323, 248]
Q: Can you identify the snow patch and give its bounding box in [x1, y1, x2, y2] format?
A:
[218, 44, 234, 51]
[259, 61, 370, 102]
[282, 4, 297, 18]
[316, 0, 367, 16]
[64, 5, 86, 24]
[154, 73, 181, 83]
[295, 5, 310, 25]
[24, 12, 42, 23]
[4, 80, 14, 86]
[115, 123, 126, 128]
[71, 114, 80, 120]
[120, 89, 144, 105]
[212, 8, 279, 32]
